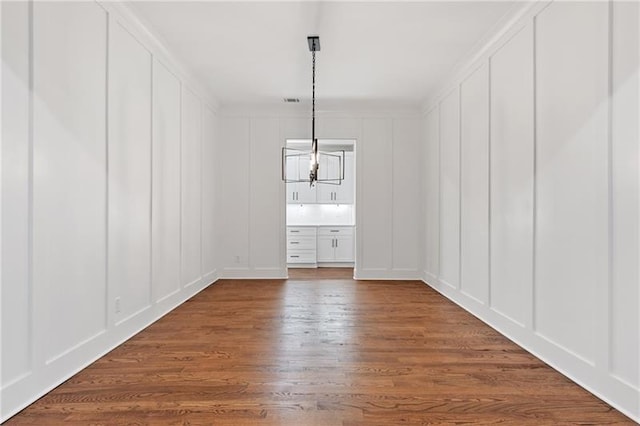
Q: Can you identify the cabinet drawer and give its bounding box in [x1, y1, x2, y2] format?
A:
[287, 252, 316, 263]
[287, 227, 316, 236]
[287, 237, 316, 250]
[317, 226, 354, 236]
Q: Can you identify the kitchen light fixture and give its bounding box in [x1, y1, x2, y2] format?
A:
[282, 36, 345, 187]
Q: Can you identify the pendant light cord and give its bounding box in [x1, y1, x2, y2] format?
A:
[312, 49, 316, 146]
[310, 48, 318, 185]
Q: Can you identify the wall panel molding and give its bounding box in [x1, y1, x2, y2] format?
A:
[108, 16, 153, 325]
[0, 2, 219, 421]
[422, 1, 639, 422]
[438, 89, 461, 290]
[1, 0, 33, 390]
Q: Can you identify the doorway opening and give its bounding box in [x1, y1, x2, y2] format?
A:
[284, 139, 356, 276]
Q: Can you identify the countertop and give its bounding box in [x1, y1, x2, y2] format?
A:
[287, 223, 355, 227]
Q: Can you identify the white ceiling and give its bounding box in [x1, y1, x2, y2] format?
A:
[130, 1, 518, 107]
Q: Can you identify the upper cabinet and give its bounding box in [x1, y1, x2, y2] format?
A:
[287, 151, 354, 205]
[286, 153, 316, 203]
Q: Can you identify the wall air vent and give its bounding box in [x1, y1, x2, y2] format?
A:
[283, 98, 300, 103]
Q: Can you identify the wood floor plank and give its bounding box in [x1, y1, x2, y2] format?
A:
[5, 269, 635, 425]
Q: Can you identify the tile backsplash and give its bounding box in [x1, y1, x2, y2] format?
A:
[287, 204, 355, 226]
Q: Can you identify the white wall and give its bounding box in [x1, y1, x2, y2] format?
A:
[459, 63, 489, 304]
[422, 1, 639, 421]
[109, 18, 152, 323]
[202, 106, 218, 281]
[152, 59, 182, 305]
[0, 2, 219, 421]
[1, 0, 33, 393]
[216, 110, 423, 279]
[488, 21, 534, 329]
[438, 89, 460, 289]
[181, 87, 203, 288]
[216, 117, 251, 274]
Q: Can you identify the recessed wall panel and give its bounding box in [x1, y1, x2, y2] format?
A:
[152, 60, 181, 301]
[424, 108, 439, 278]
[32, 2, 107, 360]
[439, 89, 460, 288]
[216, 118, 249, 270]
[460, 64, 489, 303]
[181, 87, 203, 285]
[535, 1, 608, 361]
[108, 21, 152, 321]
[202, 107, 217, 277]
[1, 0, 32, 385]
[610, 0, 639, 387]
[489, 24, 534, 326]
[360, 118, 392, 271]
[491, 25, 534, 325]
[250, 118, 281, 270]
[392, 118, 421, 271]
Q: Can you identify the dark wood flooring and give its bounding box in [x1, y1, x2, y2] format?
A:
[5, 268, 634, 424]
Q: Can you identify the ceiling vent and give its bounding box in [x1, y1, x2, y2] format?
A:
[283, 98, 300, 103]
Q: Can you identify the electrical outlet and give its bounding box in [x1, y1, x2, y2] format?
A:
[115, 297, 121, 314]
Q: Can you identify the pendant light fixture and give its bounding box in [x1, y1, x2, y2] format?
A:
[308, 35, 320, 185]
[282, 36, 345, 187]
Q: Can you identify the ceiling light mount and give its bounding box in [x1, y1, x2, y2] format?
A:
[307, 36, 320, 52]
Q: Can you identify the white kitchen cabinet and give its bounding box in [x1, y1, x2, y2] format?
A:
[286, 153, 316, 204]
[286, 226, 317, 265]
[316, 226, 354, 263]
[316, 235, 336, 262]
[316, 152, 354, 204]
[287, 226, 354, 265]
[287, 182, 316, 204]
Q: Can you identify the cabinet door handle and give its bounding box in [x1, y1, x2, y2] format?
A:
[290, 255, 299, 258]
[335, 238, 338, 247]
[290, 241, 299, 244]
[290, 230, 300, 233]
[330, 230, 339, 233]
[332, 239, 335, 248]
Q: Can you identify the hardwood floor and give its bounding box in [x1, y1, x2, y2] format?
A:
[288, 267, 354, 280]
[6, 269, 634, 425]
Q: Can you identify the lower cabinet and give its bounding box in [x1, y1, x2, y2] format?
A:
[317, 227, 354, 262]
[290, 226, 354, 265]
[287, 226, 317, 264]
